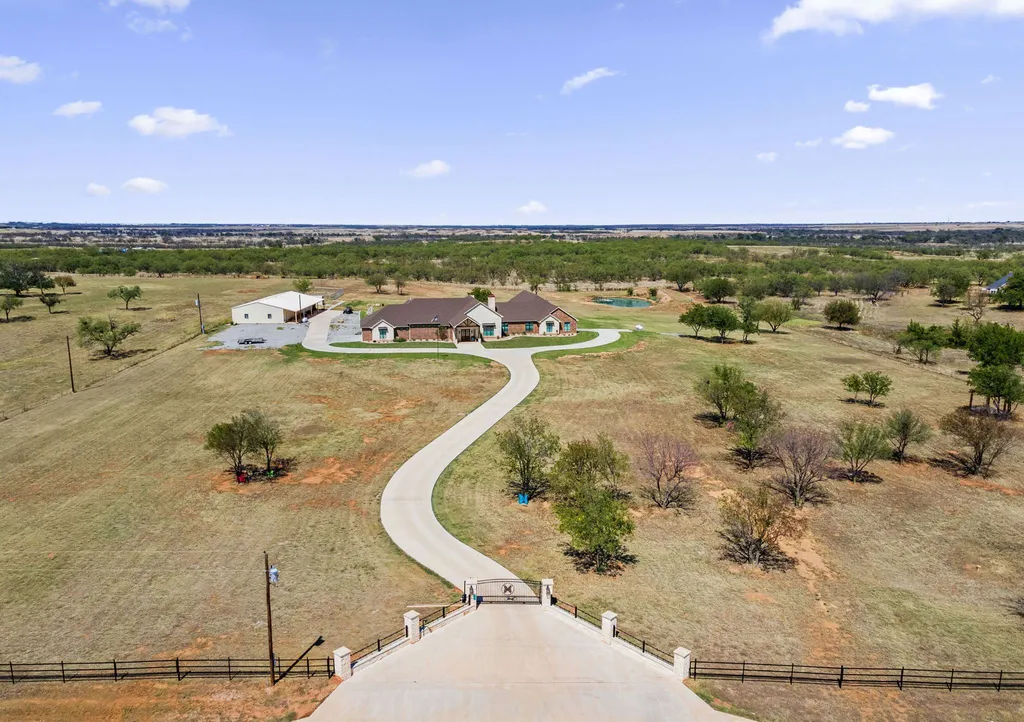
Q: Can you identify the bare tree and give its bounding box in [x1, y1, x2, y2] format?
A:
[767, 428, 834, 506]
[719, 484, 805, 571]
[939, 409, 1018, 477]
[632, 431, 700, 509]
[963, 289, 988, 323]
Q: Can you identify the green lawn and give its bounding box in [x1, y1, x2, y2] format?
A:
[330, 341, 458, 349]
[279, 344, 493, 367]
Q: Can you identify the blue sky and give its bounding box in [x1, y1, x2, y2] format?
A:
[0, 0, 1021, 224]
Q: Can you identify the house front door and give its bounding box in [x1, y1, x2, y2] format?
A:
[458, 327, 478, 342]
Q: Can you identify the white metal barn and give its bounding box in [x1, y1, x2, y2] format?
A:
[231, 291, 324, 324]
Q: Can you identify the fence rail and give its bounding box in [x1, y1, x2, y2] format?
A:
[552, 598, 603, 629]
[1, 656, 334, 684]
[419, 601, 467, 629]
[690, 661, 1024, 691]
[350, 626, 408, 664]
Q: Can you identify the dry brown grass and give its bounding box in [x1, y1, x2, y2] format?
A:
[0, 332, 506, 719]
[435, 293, 1024, 722]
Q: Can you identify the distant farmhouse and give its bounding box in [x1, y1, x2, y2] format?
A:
[361, 291, 577, 343]
[983, 272, 1014, 294]
[231, 291, 324, 324]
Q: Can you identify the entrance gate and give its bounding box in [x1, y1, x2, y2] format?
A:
[475, 579, 541, 604]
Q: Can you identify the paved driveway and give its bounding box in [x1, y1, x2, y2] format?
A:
[302, 312, 621, 587]
[207, 322, 309, 349]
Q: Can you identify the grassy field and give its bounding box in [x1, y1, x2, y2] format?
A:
[0, 275, 294, 418]
[434, 291, 1024, 722]
[0, 322, 506, 719]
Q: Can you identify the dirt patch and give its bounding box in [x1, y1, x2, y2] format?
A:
[496, 541, 530, 556]
[958, 478, 1023, 496]
[299, 457, 357, 485]
[744, 591, 776, 603]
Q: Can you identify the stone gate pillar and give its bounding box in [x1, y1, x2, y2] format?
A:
[333, 647, 352, 680]
[674, 648, 692, 680]
[465, 578, 478, 608]
[601, 611, 617, 644]
[404, 611, 421, 643]
[541, 579, 554, 607]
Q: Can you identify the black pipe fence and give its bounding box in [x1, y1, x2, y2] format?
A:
[419, 601, 468, 630]
[690, 661, 1024, 691]
[350, 626, 408, 664]
[1, 657, 334, 684]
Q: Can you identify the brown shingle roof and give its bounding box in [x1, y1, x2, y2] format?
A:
[496, 291, 567, 323]
[362, 297, 479, 329]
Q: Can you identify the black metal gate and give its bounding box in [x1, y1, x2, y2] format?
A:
[475, 579, 541, 604]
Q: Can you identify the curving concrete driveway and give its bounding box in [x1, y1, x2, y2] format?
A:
[302, 312, 623, 588]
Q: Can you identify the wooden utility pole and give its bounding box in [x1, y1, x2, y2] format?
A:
[196, 293, 206, 334]
[65, 336, 76, 393]
[264, 551, 275, 685]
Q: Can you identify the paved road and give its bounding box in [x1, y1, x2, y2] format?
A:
[302, 312, 622, 587]
[307, 605, 744, 722]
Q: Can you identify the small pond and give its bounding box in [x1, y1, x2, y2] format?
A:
[593, 297, 652, 308]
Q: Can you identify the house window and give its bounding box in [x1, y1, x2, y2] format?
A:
[546, 321, 555, 333]
[563, 322, 571, 332]
[525, 322, 534, 332]
[244, 313, 249, 320]
[483, 324, 495, 337]
[267, 314, 272, 319]
[378, 327, 388, 339]
[501, 323, 509, 335]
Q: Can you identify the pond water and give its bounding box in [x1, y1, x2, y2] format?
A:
[594, 297, 652, 308]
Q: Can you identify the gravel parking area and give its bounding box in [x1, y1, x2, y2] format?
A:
[326, 312, 362, 343]
[206, 323, 310, 350]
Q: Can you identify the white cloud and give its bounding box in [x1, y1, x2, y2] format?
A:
[54, 101, 102, 118]
[402, 160, 451, 179]
[122, 177, 169, 193]
[127, 13, 178, 33]
[109, 0, 190, 11]
[518, 200, 548, 215]
[832, 126, 896, 149]
[868, 83, 942, 109]
[982, 74, 999, 84]
[767, 0, 1024, 40]
[756, 152, 778, 163]
[795, 138, 823, 148]
[561, 67, 619, 95]
[129, 107, 230, 138]
[844, 100, 870, 113]
[86, 183, 111, 197]
[0, 55, 42, 84]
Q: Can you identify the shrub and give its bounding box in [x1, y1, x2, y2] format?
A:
[837, 422, 889, 481]
[842, 374, 865, 402]
[53, 275, 76, 294]
[823, 299, 861, 330]
[719, 484, 805, 571]
[884, 409, 931, 463]
[939, 409, 1018, 477]
[767, 428, 834, 506]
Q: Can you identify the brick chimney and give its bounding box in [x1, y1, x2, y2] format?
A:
[488, 294, 496, 312]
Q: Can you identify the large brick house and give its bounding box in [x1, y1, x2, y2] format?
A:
[361, 291, 577, 343]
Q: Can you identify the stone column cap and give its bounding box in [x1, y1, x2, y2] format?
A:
[602, 611, 618, 622]
[404, 610, 421, 622]
[333, 646, 352, 656]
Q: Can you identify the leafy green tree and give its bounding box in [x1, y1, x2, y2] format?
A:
[740, 277, 771, 301]
[947, 317, 974, 349]
[732, 387, 784, 469]
[827, 274, 846, 296]
[707, 305, 740, 342]
[495, 416, 561, 499]
[940, 409, 1018, 477]
[0, 263, 33, 296]
[470, 287, 492, 303]
[679, 304, 712, 338]
[292, 278, 314, 294]
[2, 295, 24, 321]
[900, 321, 947, 364]
[554, 486, 635, 574]
[76, 316, 142, 357]
[790, 281, 811, 310]
[931, 274, 971, 304]
[758, 299, 792, 333]
[39, 293, 62, 314]
[205, 417, 252, 477]
[823, 299, 861, 330]
[719, 484, 804, 571]
[694, 364, 754, 424]
[884, 409, 931, 463]
[994, 274, 1024, 309]
[837, 422, 889, 481]
[667, 265, 697, 291]
[364, 272, 388, 293]
[552, 434, 631, 502]
[969, 365, 1024, 415]
[842, 374, 865, 402]
[861, 371, 893, 406]
[527, 275, 545, 293]
[392, 272, 409, 295]
[698, 277, 736, 304]
[107, 285, 143, 310]
[242, 409, 284, 473]
[53, 275, 76, 294]
[968, 323, 1024, 368]
[31, 271, 55, 295]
